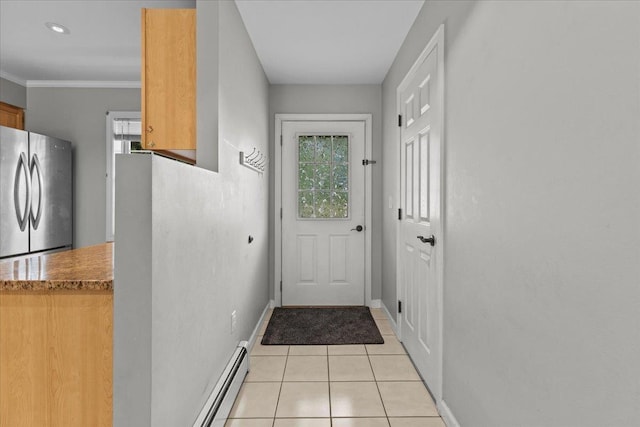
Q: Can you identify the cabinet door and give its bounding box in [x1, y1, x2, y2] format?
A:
[0, 102, 25, 130]
[47, 292, 113, 427]
[142, 8, 196, 150]
[0, 293, 50, 426]
[0, 291, 113, 427]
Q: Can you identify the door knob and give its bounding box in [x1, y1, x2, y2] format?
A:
[417, 235, 435, 246]
[351, 225, 364, 232]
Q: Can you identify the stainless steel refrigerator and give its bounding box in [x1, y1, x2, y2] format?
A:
[0, 126, 72, 259]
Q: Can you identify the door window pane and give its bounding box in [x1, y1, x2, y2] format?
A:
[316, 136, 332, 162]
[297, 135, 349, 219]
[332, 191, 348, 218]
[299, 164, 315, 190]
[299, 191, 314, 218]
[315, 164, 331, 190]
[332, 164, 348, 191]
[333, 136, 348, 162]
[315, 191, 332, 218]
[299, 136, 315, 162]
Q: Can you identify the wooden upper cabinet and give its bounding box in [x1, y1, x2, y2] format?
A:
[0, 102, 25, 130]
[141, 8, 196, 150]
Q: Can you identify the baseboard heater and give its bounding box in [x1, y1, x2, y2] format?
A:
[192, 341, 249, 427]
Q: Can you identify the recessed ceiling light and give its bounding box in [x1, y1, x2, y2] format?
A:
[45, 22, 70, 35]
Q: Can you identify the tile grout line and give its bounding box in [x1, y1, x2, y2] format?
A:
[369, 353, 392, 426]
[327, 351, 332, 427]
[270, 345, 290, 422]
[368, 325, 393, 426]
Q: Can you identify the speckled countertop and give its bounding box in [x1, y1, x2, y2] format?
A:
[0, 243, 113, 291]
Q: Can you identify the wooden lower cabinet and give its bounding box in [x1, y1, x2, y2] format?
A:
[0, 291, 113, 427]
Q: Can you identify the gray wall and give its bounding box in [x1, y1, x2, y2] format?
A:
[217, 0, 270, 342]
[381, 1, 640, 426]
[25, 87, 141, 249]
[0, 77, 26, 108]
[269, 84, 382, 302]
[114, 1, 269, 425]
[196, 0, 219, 171]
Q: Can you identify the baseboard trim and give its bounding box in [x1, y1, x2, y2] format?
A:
[248, 301, 272, 351]
[381, 301, 399, 336]
[369, 299, 381, 308]
[439, 399, 461, 427]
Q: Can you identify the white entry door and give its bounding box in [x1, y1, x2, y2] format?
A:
[281, 120, 366, 306]
[398, 29, 443, 397]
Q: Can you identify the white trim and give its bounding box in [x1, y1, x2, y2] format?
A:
[274, 117, 283, 306]
[0, 70, 141, 88]
[248, 301, 273, 352]
[106, 111, 141, 242]
[381, 300, 399, 335]
[439, 399, 461, 427]
[363, 116, 373, 306]
[369, 299, 381, 309]
[274, 113, 373, 307]
[0, 71, 27, 86]
[27, 80, 141, 89]
[395, 23, 445, 404]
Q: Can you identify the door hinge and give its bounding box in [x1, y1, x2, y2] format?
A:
[398, 115, 402, 127]
[398, 208, 402, 220]
[398, 300, 402, 314]
[280, 134, 283, 146]
[280, 207, 282, 219]
[280, 280, 283, 292]
[362, 159, 377, 166]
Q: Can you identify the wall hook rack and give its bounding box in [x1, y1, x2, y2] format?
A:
[240, 148, 268, 173]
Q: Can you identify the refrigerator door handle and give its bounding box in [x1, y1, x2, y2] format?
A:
[30, 153, 44, 230]
[14, 152, 31, 231]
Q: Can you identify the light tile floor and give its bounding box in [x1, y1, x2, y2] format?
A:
[227, 308, 445, 427]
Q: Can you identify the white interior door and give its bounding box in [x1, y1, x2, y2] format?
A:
[398, 34, 443, 397]
[281, 121, 366, 306]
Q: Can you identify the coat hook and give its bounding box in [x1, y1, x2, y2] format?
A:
[246, 148, 258, 161]
[240, 147, 267, 173]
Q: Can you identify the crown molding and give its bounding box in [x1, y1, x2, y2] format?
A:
[26, 80, 141, 88]
[0, 71, 27, 86]
[0, 72, 141, 88]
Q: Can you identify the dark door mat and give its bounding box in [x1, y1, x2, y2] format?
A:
[261, 306, 384, 345]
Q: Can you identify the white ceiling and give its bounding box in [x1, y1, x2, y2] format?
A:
[235, 0, 424, 84]
[0, 0, 195, 84]
[0, 0, 424, 86]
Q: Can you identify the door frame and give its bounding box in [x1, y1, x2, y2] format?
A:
[274, 113, 373, 307]
[105, 110, 141, 242]
[395, 24, 445, 402]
